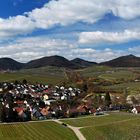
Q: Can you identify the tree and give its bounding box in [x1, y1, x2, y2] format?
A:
[105, 92, 112, 107]
[131, 96, 138, 105]
[0, 103, 5, 122]
[14, 80, 19, 85]
[22, 79, 27, 84]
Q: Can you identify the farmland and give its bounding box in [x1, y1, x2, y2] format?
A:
[0, 66, 140, 95]
[62, 113, 140, 140]
[78, 66, 140, 95]
[103, 82, 140, 95]
[79, 66, 137, 80]
[99, 70, 136, 81]
[0, 113, 140, 140]
[0, 66, 67, 85]
[0, 121, 78, 140]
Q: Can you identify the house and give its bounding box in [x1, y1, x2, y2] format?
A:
[68, 108, 79, 117]
[78, 107, 87, 115]
[132, 106, 140, 114]
[40, 107, 50, 116]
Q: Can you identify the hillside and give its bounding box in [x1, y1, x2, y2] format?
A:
[0, 58, 24, 70]
[100, 54, 140, 67]
[24, 55, 80, 69]
[71, 58, 97, 68]
[1, 54, 140, 71]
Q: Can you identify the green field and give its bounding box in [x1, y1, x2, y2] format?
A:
[0, 121, 78, 140]
[103, 82, 140, 95]
[62, 113, 140, 140]
[0, 66, 140, 95]
[79, 66, 138, 82]
[0, 72, 64, 85]
[0, 113, 140, 140]
[82, 68, 136, 81]
[99, 70, 136, 81]
[79, 66, 140, 95]
[61, 113, 138, 127]
[79, 66, 112, 77]
[0, 66, 68, 85]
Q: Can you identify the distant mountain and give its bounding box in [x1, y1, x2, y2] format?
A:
[100, 54, 140, 67]
[24, 55, 80, 69]
[71, 58, 97, 68]
[0, 58, 24, 70]
[1, 54, 140, 71]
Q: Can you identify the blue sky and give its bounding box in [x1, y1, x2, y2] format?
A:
[0, 0, 49, 18]
[0, 0, 140, 62]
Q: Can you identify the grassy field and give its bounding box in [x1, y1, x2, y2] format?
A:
[79, 66, 138, 82]
[0, 113, 139, 140]
[0, 66, 68, 85]
[79, 66, 140, 95]
[61, 113, 138, 127]
[0, 121, 78, 140]
[103, 82, 140, 95]
[99, 70, 136, 81]
[78, 66, 112, 77]
[81, 119, 140, 140]
[0, 66, 140, 94]
[62, 113, 140, 140]
[0, 72, 64, 85]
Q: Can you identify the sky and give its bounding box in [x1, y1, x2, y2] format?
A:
[0, 0, 140, 62]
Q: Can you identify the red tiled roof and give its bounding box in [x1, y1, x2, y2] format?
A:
[14, 107, 25, 113]
[43, 90, 49, 93]
[15, 101, 24, 104]
[136, 106, 140, 113]
[78, 108, 86, 113]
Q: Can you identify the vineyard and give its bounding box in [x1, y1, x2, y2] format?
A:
[0, 121, 78, 140]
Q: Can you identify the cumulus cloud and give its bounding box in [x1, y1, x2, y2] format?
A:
[0, 0, 140, 38]
[79, 30, 140, 44]
[28, 0, 140, 28]
[0, 15, 35, 37]
[0, 36, 127, 62]
[0, 0, 139, 62]
[0, 36, 78, 62]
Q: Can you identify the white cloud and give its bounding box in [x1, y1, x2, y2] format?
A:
[28, 0, 140, 28]
[0, 0, 139, 62]
[0, 15, 35, 37]
[0, 36, 127, 62]
[0, 36, 77, 62]
[112, 0, 140, 20]
[79, 30, 140, 44]
[0, 0, 140, 38]
[127, 46, 140, 58]
[129, 46, 140, 53]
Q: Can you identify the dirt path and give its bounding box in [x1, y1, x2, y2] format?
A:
[54, 119, 86, 140]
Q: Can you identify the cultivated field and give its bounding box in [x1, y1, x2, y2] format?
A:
[0, 113, 139, 140]
[103, 82, 140, 95]
[0, 121, 78, 140]
[1, 66, 140, 95]
[62, 113, 140, 140]
[99, 70, 136, 81]
[80, 66, 140, 95]
[0, 66, 67, 85]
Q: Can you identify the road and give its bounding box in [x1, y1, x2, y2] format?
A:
[54, 119, 86, 140]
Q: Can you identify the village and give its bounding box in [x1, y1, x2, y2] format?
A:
[0, 78, 139, 123]
[0, 79, 92, 122]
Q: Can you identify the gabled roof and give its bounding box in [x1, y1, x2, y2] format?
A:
[135, 106, 140, 112]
